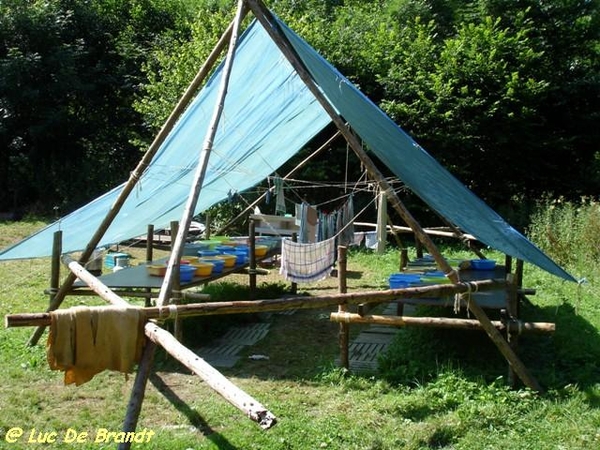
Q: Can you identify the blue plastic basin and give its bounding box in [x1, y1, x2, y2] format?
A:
[179, 265, 196, 282]
[388, 273, 421, 289]
[200, 258, 225, 273]
[470, 259, 496, 270]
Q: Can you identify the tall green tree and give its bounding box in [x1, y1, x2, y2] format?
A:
[0, 0, 192, 215]
[135, 0, 600, 223]
[380, 0, 600, 206]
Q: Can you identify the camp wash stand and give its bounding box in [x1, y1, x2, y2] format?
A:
[4, 0, 562, 447]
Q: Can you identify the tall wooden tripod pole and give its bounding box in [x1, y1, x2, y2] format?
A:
[246, 0, 542, 392]
[118, 4, 250, 446]
[157, 0, 248, 307]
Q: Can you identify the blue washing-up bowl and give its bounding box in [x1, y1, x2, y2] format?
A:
[223, 247, 246, 265]
[179, 265, 197, 282]
[199, 258, 224, 273]
[470, 259, 496, 270]
[233, 245, 250, 255]
[388, 273, 421, 289]
[424, 270, 445, 277]
[198, 249, 220, 258]
[183, 243, 210, 256]
[214, 245, 235, 254]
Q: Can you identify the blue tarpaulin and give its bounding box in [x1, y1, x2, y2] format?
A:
[0, 16, 575, 282]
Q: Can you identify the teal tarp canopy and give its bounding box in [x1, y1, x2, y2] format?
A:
[0, 16, 575, 282]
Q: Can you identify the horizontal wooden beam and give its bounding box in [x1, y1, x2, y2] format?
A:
[330, 312, 555, 334]
[354, 222, 477, 241]
[6, 279, 506, 328]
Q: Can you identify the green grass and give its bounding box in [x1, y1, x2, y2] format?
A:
[0, 214, 599, 449]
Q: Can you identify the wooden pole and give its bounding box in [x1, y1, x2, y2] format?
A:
[144, 224, 154, 306]
[49, 230, 62, 303]
[146, 224, 154, 262]
[337, 246, 349, 369]
[506, 273, 519, 387]
[249, 219, 257, 298]
[376, 191, 387, 254]
[169, 221, 183, 341]
[7, 279, 507, 328]
[118, 340, 157, 450]
[400, 248, 409, 271]
[144, 322, 276, 429]
[4, 306, 556, 334]
[157, 0, 248, 307]
[246, 0, 543, 392]
[330, 312, 555, 334]
[387, 216, 404, 249]
[27, 15, 241, 347]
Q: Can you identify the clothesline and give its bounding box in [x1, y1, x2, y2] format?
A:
[265, 176, 405, 191]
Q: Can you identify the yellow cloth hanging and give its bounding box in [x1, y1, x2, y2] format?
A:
[47, 305, 145, 386]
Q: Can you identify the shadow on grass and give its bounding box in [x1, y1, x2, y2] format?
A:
[150, 373, 239, 450]
[377, 300, 600, 404]
[518, 301, 600, 393]
[149, 280, 600, 417]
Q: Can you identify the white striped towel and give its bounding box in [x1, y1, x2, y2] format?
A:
[280, 237, 335, 283]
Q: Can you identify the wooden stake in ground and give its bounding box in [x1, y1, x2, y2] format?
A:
[337, 246, 349, 369]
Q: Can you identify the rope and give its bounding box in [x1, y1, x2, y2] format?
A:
[454, 281, 478, 316]
[158, 304, 178, 320]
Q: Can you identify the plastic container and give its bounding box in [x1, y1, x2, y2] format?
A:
[146, 264, 167, 277]
[388, 273, 421, 289]
[254, 245, 269, 257]
[420, 276, 451, 285]
[255, 236, 281, 251]
[470, 259, 496, 270]
[183, 243, 210, 256]
[216, 254, 236, 268]
[195, 239, 222, 250]
[190, 261, 214, 277]
[179, 265, 197, 282]
[104, 252, 130, 270]
[424, 270, 445, 277]
[221, 249, 246, 265]
[233, 245, 250, 255]
[198, 249, 220, 258]
[215, 245, 236, 254]
[199, 257, 224, 273]
[218, 240, 239, 247]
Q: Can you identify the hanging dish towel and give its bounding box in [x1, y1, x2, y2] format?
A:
[280, 237, 335, 283]
[274, 176, 286, 216]
[47, 305, 145, 386]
